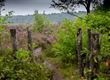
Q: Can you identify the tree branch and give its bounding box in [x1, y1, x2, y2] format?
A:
[67, 10, 83, 19]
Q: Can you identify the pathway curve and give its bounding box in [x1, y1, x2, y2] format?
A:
[33, 47, 64, 80]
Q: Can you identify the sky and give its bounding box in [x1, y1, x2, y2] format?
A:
[2, 0, 86, 15]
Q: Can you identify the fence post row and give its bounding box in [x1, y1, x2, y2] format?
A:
[10, 29, 17, 58]
[77, 28, 84, 77]
[77, 28, 100, 79]
[9, 27, 100, 79]
[10, 28, 33, 58]
[27, 27, 32, 52]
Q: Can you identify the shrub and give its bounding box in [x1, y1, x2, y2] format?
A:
[0, 11, 13, 24]
[33, 13, 51, 32]
[16, 48, 31, 60]
[84, 13, 110, 33]
[0, 49, 52, 80]
[51, 19, 75, 63]
[52, 16, 92, 64]
[51, 10, 110, 65]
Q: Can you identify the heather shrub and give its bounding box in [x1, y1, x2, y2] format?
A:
[0, 49, 52, 80]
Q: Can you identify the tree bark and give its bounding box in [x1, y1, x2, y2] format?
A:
[87, 7, 90, 14]
[86, 0, 91, 14]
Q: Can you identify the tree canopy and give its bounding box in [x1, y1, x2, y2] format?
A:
[0, 0, 5, 15]
[103, 0, 110, 9]
[51, 0, 103, 14]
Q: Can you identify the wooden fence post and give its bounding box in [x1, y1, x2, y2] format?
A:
[0, 33, 2, 52]
[89, 33, 100, 79]
[87, 29, 92, 80]
[27, 27, 32, 51]
[10, 29, 17, 58]
[77, 28, 84, 77]
[87, 29, 92, 68]
[88, 29, 92, 52]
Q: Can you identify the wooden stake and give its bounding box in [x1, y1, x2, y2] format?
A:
[89, 33, 100, 79]
[88, 29, 92, 51]
[27, 27, 32, 51]
[10, 29, 17, 58]
[77, 28, 84, 77]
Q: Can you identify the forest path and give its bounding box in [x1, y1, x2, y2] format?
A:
[33, 47, 64, 80]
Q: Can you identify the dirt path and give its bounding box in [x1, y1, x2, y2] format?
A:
[33, 47, 64, 80]
[44, 60, 64, 80]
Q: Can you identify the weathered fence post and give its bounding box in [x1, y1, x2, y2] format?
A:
[86, 29, 93, 80]
[77, 28, 84, 77]
[87, 29, 92, 80]
[87, 29, 92, 68]
[10, 29, 17, 58]
[27, 27, 32, 51]
[0, 34, 2, 52]
[89, 33, 100, 79]
[88, 29, 92, 52]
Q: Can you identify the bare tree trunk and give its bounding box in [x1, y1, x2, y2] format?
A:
[87, 7, 90, 14]
[86, 0, 91, 14]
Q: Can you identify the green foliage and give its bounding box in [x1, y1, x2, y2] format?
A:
[0, 49, 52, 80]
[33, 13, 51, 32]
[51, 18, 89, 64]
[80, 11, 110, 62]
[51, 11, 110, 79]
[0, 25, 4, 32]
[75, 11, 110, 74]
[32, 42, 38, 49]
[0, 11, 13, 24]
[16, 48, 31, 60]
[0, 11, 13, 39]
[82, 12, 110, 79]
[84, 13, 110, 33]
[74, 10, 110, 57]
[52, 19, 77, 63]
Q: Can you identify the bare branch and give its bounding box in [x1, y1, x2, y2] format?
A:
[67, 10, 83, 19]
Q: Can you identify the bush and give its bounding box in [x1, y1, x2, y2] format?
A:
[84, 13, 110, 33]
[51, 10, 110, 66]
[16, 48, 31, 60]
[0, 49, 52, 80]
[0, 11, 13, 24]
[33, 13, 51, 32]
[51, 16, 92, 64]
[51, 19, 75, 63]
[76, 11, 110, 61]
